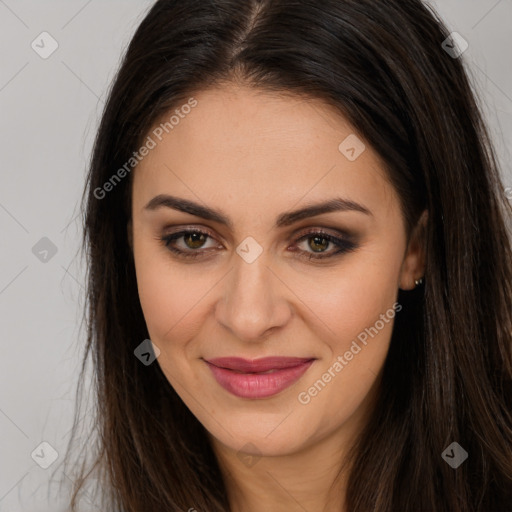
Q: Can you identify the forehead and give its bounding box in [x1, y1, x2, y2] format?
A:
[132, 85, 398, 223]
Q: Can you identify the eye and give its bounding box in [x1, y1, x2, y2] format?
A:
[159, 227, 358, 261]
[292, 229, 358, 260]
[160, 228, 219, 259]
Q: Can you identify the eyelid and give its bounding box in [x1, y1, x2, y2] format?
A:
[160, 226, 222, 252]
[160, 225, 353, 246]
[292, 225, 354, 241]
[161, 224, 222, 242]
[158, 224, 358, 261]
[161, 223, 353, 239]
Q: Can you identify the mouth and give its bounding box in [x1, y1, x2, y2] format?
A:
[204, 357, 315, 399]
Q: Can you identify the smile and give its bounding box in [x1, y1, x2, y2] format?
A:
[204, 357, 315, 399]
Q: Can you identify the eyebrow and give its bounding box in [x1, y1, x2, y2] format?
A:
[144, 194, 372, 229]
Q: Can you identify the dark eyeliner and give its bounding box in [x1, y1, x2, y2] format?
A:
[158, 228, 358, 261]
[292, 231, 358, 261]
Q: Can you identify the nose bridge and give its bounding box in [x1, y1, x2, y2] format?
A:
[215, 245, 291, 341]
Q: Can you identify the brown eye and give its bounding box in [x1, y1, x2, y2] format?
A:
[307, 235, 330, 253]
[183, 232, 207, 249]
[161, 229, 218, 259]
[160, 228, 358, 262]
[293, 230, 358, 260]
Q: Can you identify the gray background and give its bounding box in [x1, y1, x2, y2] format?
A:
[0, 1, 511, 510]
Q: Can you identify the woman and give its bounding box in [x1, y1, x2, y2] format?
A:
[63, 0, 512, 510]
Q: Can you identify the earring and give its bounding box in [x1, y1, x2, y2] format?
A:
[414, 277, 424, 287]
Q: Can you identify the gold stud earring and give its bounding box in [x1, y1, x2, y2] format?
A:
[414, 277, 424, 287]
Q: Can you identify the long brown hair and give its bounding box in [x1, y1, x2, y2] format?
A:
[62, 0, 512, 510]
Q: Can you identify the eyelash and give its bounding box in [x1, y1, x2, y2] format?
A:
[158, 227, 358, 261]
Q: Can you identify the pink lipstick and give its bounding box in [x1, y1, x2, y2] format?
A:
[204, 356, 315, 399]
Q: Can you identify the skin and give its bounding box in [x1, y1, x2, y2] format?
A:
[129, 84, 427, 512]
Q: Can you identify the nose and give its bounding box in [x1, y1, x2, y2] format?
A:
[214, 250, 293, 342]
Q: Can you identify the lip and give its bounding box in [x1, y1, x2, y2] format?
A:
[205, 357, 315, 399]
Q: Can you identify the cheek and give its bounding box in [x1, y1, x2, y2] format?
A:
[289, 254, 400, 353]
[134, 258, 213, 391]
[133, 241, 206, 345]
[290, 253, 400, 414]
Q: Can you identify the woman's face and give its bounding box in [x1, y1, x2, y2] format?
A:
[130, 85, 424, 458]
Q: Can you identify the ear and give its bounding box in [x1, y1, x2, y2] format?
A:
[127, 217, 133, 251]
[399, 209, 428, 290]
